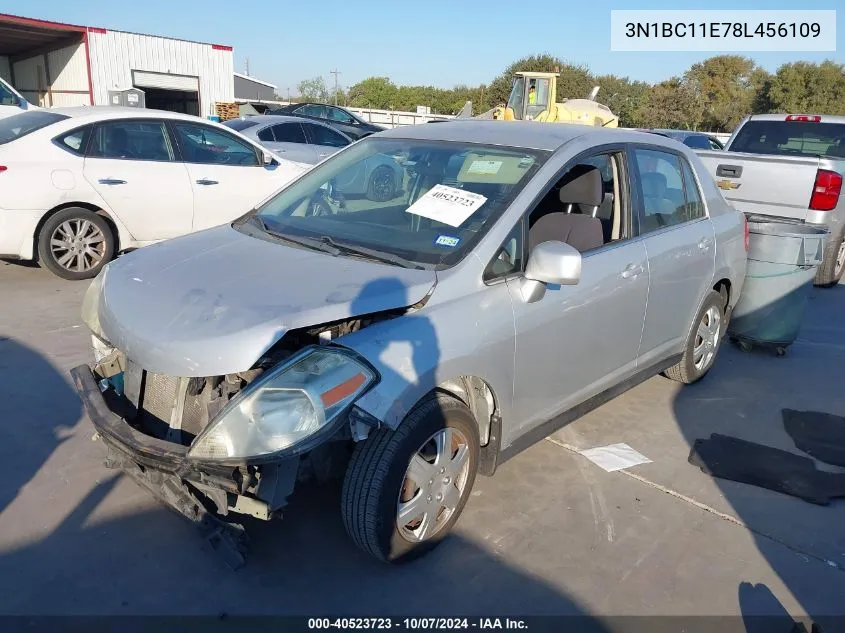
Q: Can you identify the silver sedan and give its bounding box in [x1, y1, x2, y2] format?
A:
[73, 121, 747, 566]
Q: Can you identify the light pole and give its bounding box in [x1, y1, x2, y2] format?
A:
[330, 69, 340, 105]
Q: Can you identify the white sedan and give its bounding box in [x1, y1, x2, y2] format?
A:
[0, 107, 309, 279]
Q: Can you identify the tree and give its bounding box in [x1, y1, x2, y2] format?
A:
[763, 60, 845, 115]
[635, 77, 703, 130]
[593, 74, 650, 128]
[296, 76, 330, 103]
[683, 55, 769, 131]
[347, 77, 398, 109]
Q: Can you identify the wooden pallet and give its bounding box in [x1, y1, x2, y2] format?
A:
[215, 102, 241, 121]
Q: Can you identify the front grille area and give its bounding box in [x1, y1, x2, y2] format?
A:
[142, 371, 180, 425]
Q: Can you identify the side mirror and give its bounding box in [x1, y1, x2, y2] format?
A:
[520, 241, 581, 303]
[263, 151, 275, 166]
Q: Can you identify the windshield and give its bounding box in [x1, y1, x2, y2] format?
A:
[0, 111, 68, 145]
[0, 79, 21, 106]
[241, 137, 548, 268]
[730, 121, 845, 158]
[222, 118, 260, 132]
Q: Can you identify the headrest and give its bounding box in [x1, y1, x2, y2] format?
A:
[559, 164, 603, 207]
[641, 172, 667, 197]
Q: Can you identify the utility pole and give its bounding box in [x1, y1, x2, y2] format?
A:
[330, 69, 340, 105]
[287, 87, 290, 103]
[245, 58, 250, 76]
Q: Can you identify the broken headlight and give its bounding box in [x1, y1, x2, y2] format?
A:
[188, 346, 376, 461]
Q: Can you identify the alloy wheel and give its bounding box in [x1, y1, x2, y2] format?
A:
[693, 306, 722, 372]
[397, 427, 471, 543]
[49, 219, 107, 273]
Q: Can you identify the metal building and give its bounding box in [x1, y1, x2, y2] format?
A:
[0, 13, 234, 118]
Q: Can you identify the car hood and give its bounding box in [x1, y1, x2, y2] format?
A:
[96, 225, 437, 377]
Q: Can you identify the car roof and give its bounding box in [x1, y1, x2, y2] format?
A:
[47, 106, 216, 122]
[376, 120, 665, 152]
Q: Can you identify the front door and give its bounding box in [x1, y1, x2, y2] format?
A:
[83, 119, 193, 242]
[170, 121, 304, 232]
[505, 150, 650, 437]
[630, 146, 716, 364]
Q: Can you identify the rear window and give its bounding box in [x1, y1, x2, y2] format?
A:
[682, 135, 712, 150]
[222, 119, 260, 132]
[729, 120, 845, 158]
[0, 111, 69, 145]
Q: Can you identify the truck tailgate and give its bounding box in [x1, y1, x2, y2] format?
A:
[697, 151, 819, 221]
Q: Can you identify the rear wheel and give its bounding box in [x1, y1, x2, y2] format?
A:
[814, 228, 845, 287]
[664, 290, 724, 384]
[37, 208, 114, 280]
[341, 392, 479, 563]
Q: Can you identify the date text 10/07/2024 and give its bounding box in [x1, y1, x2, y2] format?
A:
[624, 22, 821, 39]
[307, 618, 529, 630]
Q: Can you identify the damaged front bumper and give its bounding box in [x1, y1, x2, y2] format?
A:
[70, 364, 299, 569]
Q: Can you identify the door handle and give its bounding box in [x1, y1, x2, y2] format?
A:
[620, 263, 644, 279]
[698, 238, 713, 251]
[98, 178, 126, 185]
[196, 179, 219, 185]
[716, 164, 742, 178]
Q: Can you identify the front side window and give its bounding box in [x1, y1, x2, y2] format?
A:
[306, 124, 348, 148]
[172, 122, 259, 166]
[0, 111, 68, 145]
[88, 121, 174, 161]
[0, 79, 20, 106]
[634, 148, 695, 233]
[484, 222, 524, 282]
[239, 138, 548, 269]
[680, 160, 705, 221]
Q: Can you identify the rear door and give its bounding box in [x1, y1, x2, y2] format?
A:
[83, 118, 193, 241]
[301, 122, 349, 162]
[170, 120, 302, 231]
[632, 146, 716, 364]
[262, 122, 317, 164]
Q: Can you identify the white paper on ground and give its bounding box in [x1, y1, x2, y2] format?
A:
[578, 443, 652, 472]
[405, 184, 486, 228]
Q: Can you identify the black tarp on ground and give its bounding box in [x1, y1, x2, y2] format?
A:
[688, 433, 845, 505]
[783, 409, 845, 468]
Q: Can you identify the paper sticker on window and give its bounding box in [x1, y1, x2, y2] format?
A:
[467, 160, 502, 175]
[405, 184, 486, 228]
[434, 235, 461, 248]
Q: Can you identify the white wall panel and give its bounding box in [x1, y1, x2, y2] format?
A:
[11, 56, 44, 104]
[47, 43, 89, 93]
[88, 30, 234, 118]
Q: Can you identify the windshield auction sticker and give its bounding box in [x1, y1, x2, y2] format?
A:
[406, 184, 487, 228]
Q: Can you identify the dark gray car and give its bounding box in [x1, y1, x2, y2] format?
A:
[72, 121, 747, 567]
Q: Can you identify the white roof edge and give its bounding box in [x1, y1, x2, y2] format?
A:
[233, 72, 277, 89]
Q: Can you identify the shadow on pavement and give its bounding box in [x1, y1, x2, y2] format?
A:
[0, 337, 80, 515]
[673, 283, 845, 630]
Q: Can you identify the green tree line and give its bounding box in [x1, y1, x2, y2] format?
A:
[295, 54, 845, 132]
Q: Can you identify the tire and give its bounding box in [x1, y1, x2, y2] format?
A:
[37, 208, 114, 280]
[366, 166, 396, 202]
[341, 392, 479, 563]
[664, 290, 725, 384]
[814, 228, 845, 288]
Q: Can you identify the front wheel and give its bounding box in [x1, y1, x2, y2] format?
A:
[664, 290, 725, 384]
[37, 208, 114, 280]
[341, 393, 479, 563]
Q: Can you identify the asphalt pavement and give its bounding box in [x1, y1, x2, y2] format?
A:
[1, 258, 843, 626]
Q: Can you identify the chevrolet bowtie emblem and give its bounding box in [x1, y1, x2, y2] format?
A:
[716, 179, 741, 190]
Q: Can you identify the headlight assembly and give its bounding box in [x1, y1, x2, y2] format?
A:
[188, 346, 377, 462]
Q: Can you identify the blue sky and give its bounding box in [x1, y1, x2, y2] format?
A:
[4, 0, 842, 94]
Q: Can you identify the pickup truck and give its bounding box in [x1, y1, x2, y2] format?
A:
[697, 114, 845, 287]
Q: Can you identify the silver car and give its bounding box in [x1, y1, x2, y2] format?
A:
[225, 114, 403, 201]
[71, 121, 747, 566]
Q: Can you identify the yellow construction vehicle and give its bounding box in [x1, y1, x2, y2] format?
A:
[491, 71, 618, 127]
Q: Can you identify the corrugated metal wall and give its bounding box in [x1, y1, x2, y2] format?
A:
[10, 42, 90, 107]
[0, 57, 10, 83]
[88, 30, 234, 118]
